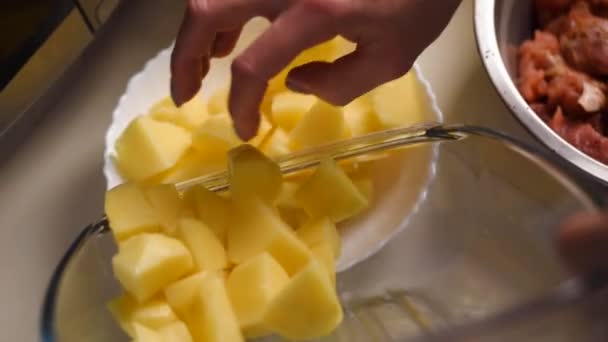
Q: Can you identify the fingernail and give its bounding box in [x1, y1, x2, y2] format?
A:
[286, 77, 310, 94]
[170, 79, 185, 107]
[233, 118, 257, 141]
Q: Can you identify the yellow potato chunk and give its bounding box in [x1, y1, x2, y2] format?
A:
[151, 96, 208, 131]
[277, 182, 309, 228]
[188, 272, 244, 342]
[164, 272, 206, 319]
[295, 159, 368, 222]
[352, 177, 374, 203]
[271, 91, 316, 132]
[115, 116, 191, 181]
[177, 218, 228, 272]
[176, 95, 208, 130]
[143, 184, 182, 235]
[263, 260, 343, 340]
[185, 185, 230, 243]
[207, 87, 229, 115]
[278, 206, 309, 229]
[157, 150, 225, 185]
[311, 242, 336, 286]
[371, 71, 426, 128]
[267, 38, 340, 97]
[149, 97, 178, 121]
[261, 128, 291, 158]
[107, 295, 137, 337]
[192, 115, 242, 158]
[227, 197, 291, 264]
[297, 217, 341, 258]
[159, 321, 193, 342]
[289, 101, 346, 150]
[131, 323, 163, 342]
[228, 144, 282, 203]
[343, 95, 381, 136]
[105, 183, 161, 241]
[112, 233, 193, 302]
[249, 115, 274, 148]
[266, 225, 313, 276]
[226, 252, 289, 338]
[107, 294, 178, 335]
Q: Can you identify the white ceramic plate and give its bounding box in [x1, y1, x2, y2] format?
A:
[103, 18, 443, 271]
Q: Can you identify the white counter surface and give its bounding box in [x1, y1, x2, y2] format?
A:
[0, 1, 533, 340]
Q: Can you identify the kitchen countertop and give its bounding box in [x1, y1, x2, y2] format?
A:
[0, 0, 532, 340]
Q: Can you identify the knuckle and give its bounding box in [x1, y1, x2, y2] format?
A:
[231, 57, 264, 82]
[187, 0, 210, 17]
[301, 0, 351, 19]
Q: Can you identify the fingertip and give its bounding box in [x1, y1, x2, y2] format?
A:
[558, 211, 608, 275]
[231, 111, 260, 141]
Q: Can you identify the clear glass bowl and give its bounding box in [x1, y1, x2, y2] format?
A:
[41, 124, 608, 341]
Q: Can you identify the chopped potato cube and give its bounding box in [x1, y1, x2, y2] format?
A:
[278, 207, 309, 229]
[207, 88, 229, 115]
[107, 295, 137, 337]
[343, 95, 381, 136]
[159, 321, 193, 342]
[263, 260, 343, 340]
[226, 252, 289, 338]
[149, 97, 178, 122]
[249, 116, 274, 148]
[189, 272, 244, 342]
[143, 184, 182, 235]
[352, 177, 374, 203]
[164, 272, 206, 319]
[271, 92, 316, 131]
[228, 145, 282, 203]
[311, 242, 336, 286]
[261, 128, 291, 158]
[157, 150, 225, 185]
[277, 183, 310, 227]
[295, 159, 368, 222]
[115, 116, 191, 181]
[107, 294, 178, 335]
[177, 95, 208, 130]
[227, 197, 292, 264]
[105, 183, 161, 241]
[130, 299, 177, 330]
[151, 96, 208, 131]
[192, 115, 242, 158]
[131, 323, 163, 342]
[289, 101, 346, 150]
[177, 218, 228, 272]
[276, 182, 300, 209]
[267, 226, 313, 276]
[297, 217, 341, 258]
[185, 185, 230, 243]
[112, 233, 193, 302]
[371, 71, 426, 128]
[267, 38, 340, 98]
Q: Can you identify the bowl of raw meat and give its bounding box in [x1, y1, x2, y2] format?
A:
[475, 0, 608, 183]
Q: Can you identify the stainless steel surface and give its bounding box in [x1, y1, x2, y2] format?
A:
[474, 0, 608, 184]
[0, 0, 588, 341]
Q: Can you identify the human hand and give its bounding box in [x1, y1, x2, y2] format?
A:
[170, 0, 461, 140]
[558, 211, 608, 276]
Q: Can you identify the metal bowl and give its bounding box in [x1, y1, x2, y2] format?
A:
[474, 0, 608, 184]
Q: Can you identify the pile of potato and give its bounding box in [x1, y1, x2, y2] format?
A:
[106, 145, 371, 341]
[106, 37, 428, 342]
